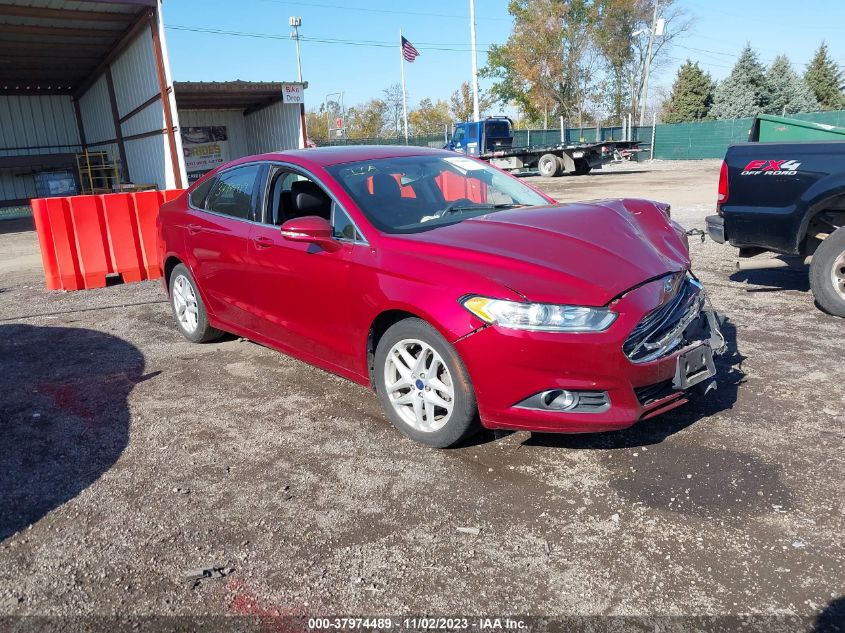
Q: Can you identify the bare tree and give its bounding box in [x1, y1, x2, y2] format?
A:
[382, 84, 405, 138]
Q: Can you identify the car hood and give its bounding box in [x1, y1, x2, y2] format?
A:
[394, 199, 690, 306]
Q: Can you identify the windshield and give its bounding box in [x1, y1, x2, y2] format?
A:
[325, 154, 549, 234]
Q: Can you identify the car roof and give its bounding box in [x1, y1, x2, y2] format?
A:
[232, 145, 455, 169]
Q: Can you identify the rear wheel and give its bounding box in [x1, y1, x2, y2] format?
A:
[169, 264, 223, 342]
[810, 225, 845, 317]
[374, 318, 479, 447]
[537, 153, 562, 177]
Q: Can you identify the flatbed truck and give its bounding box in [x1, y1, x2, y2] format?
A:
[445, 117, 608, 177]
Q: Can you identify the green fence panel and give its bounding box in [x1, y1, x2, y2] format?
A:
[653, 118, 754, 160]
[652, 110, 845, 160]
[512, 129, 563, 148]
[317, 110, 845, 159]
[783, 110, 845, 127]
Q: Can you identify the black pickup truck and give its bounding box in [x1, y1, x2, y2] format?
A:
[706, 141, 845, 316]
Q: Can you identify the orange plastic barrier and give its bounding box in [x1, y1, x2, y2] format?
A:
[31, 189, 184, 291]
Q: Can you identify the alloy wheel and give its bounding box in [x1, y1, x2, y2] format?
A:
[172, 274, 199, 334]
[383, 338, 455, 432]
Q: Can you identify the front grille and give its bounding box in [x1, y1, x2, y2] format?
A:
[624, 275, 704, 362]
[634, 380, 676, 406]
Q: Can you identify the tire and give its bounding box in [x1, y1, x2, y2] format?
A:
[574, 158, 592, 175]
[537, 153, 561, 177]
[168, 264, 223, 343]
[810, 225, 845, 317]
[374, 318, 479, 448]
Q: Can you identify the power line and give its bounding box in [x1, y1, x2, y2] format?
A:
[257, 0, 512, 22]
[165, 24, 495, 53]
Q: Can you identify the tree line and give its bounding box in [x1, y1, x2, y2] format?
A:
[305, 0, 845, 140]
[663, 42, 844, 123]
[306, 81, 496, 142]
[481, 0, 692, 128]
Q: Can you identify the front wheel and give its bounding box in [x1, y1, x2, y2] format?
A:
[374, 318, 479, 447]
[810, 225, 845, 317]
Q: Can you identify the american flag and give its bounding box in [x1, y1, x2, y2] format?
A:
[401, 36, 420, 63]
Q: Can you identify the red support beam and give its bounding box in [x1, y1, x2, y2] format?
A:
[149, 11, 182, 188]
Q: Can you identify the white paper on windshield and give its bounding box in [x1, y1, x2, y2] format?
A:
[443, 156, 482, 172]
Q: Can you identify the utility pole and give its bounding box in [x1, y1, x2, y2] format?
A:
[638, 0, 659, 126]
[289, 16, 302, 82]
[469, 0, 480, 121]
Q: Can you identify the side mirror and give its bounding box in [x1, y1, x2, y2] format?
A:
[280, 216, 340, 252]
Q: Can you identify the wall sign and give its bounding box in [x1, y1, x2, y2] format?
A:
[181, 126, 229, 184]
[282, 83, 304, 104]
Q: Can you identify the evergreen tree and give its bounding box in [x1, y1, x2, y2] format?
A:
[664, 60, 715, 122]
[766, 55, 819, 115]
[804, 42, 845, 110]
[710, 44, 770, 119]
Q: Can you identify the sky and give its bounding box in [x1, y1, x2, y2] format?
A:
[163, 0, 845, 119]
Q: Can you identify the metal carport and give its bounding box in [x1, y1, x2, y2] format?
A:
[0, 0, 183, 206]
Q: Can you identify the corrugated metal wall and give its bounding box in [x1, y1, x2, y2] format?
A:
[0, 95, 81, 156]
[0, 95, 82, 201]
[178, 109, 250, 159]
[75, 24, 180, 189]
[110, 27, 158, 118]
[245, 101, 303, 154]
[79, 74, 116, 147]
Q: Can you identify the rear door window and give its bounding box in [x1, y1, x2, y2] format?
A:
[203, 164, 262, 221]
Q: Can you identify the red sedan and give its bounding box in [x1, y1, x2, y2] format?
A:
[158, 146, 725, 447]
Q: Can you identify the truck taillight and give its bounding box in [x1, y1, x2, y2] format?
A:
[717, 161, 729, 208]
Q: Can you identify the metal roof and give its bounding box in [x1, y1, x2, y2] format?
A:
[0, 0, 155, 95]
[174, 81, 306, 113]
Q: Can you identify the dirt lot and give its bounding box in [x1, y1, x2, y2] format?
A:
[0, 160, 843, 629]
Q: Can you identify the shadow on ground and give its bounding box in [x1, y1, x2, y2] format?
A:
[730, 266, 811, 293]
[0, 217, 34, 235]
[814, 596, 845, 633]
[0, 324, 147, 541]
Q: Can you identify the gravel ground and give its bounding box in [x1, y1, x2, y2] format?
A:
[0, 159, 843, 630]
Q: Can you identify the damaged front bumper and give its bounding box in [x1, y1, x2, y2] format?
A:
[453, 274, 726, 434]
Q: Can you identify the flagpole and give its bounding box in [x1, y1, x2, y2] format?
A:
[399, 28, 409, 144]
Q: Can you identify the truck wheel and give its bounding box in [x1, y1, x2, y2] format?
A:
[809, 225, 845, 317]
[574, 158, 592, 175]
[538, 153, 561, 177]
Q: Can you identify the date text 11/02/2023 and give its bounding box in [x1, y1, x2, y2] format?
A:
[307, 617, 527, 630]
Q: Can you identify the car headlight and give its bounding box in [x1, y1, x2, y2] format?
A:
[461, 296, 617, 332]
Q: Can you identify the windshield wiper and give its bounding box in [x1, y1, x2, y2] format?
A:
[444, 203, 524, 214]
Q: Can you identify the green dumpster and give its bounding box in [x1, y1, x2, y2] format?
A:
[749, 113, 845, 142]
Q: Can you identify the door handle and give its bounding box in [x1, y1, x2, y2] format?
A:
[252, 236, 274, 249]
[187, 223, 203, 235]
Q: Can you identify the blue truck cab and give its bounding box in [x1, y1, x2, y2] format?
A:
[445, 117, 514, 156]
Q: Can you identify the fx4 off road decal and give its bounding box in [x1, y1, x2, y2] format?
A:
[741, 159, 801, 176]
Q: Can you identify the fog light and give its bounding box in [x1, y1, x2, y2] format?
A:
[542, 389, 579, 410]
